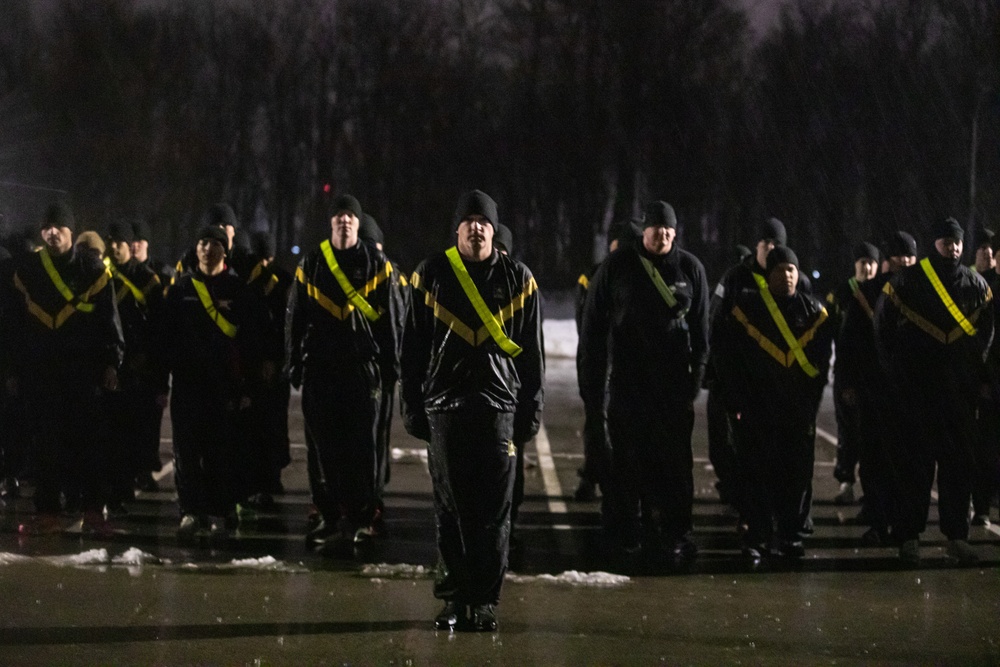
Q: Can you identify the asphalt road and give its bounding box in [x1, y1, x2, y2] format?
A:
[1, 355, 999, 665]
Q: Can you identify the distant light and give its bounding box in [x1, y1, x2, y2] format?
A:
[291, 245, 301, 255]
[322, 183, 331, 193]
[811, 270, 820, 279]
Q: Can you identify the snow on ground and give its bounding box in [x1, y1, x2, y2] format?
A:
[361, 563, 431, 579]
[544, 319, 577, 359]
[506, 570, 631, 587]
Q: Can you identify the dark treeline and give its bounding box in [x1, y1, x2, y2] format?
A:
[0, 0, 996, 291]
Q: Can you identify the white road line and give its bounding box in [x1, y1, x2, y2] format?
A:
[532, 423, 568, 516]
[815, 427, 838, 446]
[152, 461, 173, 481]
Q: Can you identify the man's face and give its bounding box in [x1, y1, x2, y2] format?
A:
[768, 262, 798, 297]
[457, 216, 494, 258]
[854, 257, 878, 282]
[330, 211, 359, 249]
[196, 238, 226, 268]
[130, 238, 149, 261]
[934, 237, 963, 261]
[642, 225, 675, 255]
[887, 255, 916, 272]
[975, 243, 995, 272]
[40, 225, 73, 255]
[110, 240, 131, 265]
[755, 239, 776, 269]
[223, 225, 236, 250]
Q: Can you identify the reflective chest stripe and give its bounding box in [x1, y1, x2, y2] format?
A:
[639, 255, 678, 307]
[40, 247, 96, 313]
[577, 273, 589, 289]
[320, 240, 380, 322]
[104, 258, 147, 306]
[445, 246, 523, 357]
[14, 250, 112, 329]
[920, 258, 977, 337]
[751, 273, 821, 378]
[848, 277, 874, 320]
[248, 261, 280, 296]
[191, 278, 237, 338]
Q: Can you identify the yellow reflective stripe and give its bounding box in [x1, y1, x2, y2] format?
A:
[39, 247, 96, 312]
[104, 258, 146, 306]
[475, 277, 537, 342]
[638, 255, 678, 307]
[731, 305, 788, 367]
[445, 246, 522, 357]
[13, 268, 109, 329]
[848, 278, 874, 320]
[191, 278, 237, 338]
[296, 266, 349, 320]
[248, 261, 280, 295]
[881, 281, 985, 344]
[752, 273, 820, 378]
[320, 240, 380, 322]
[578, 273, 589, 289]
[919, 258, 977, 337]
[420, 288, 477, 346]
[398, 273, 409, 288]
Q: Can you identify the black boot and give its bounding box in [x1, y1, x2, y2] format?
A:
[470, 604, 498, 632]
[433, 601, 463, 631]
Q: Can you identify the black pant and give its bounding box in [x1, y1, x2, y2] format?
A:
[170, 388, 240, 518]
[244, 378, 291, 497]
[973, 394, 1000, 516]
[375, 380, 396, 507]
[605, 403, 695, 551]
[832, 380, 861, 485]
[301, 363, 380, 530]
[579, 404, 609, 485]
[706, 385, 739, 503]
[736, 416, 815, 547]
[28, 385, 106, 514]
[428, 408, 515, 606]
[0, 393, 29, 482]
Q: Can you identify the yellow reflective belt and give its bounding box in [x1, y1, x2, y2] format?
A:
[752, 273, 820, 378]
[577, 273, 589, 289]
[919, 257, 977, 337]
[320, 240, 380, 322]
[639, 255, 678, 307]
[104, 258, 146, 306]
[445, 246, 522, 357]
[848, 277, 873, 319]
[40, 247, 95, 313]
[248, 261, 279, 296]
[191, 278, 238, 338]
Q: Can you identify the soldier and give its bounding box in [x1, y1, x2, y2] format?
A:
[102, 221, 167, 511]
[977, 233, 1000, 526]
[826, 242, 881, 506]
[129, 218, 176, 292]
[573, 219, 641, 503]
[163, 224, 263, 540]
[7, 202, 124, 535]
[579, 201, 709, 570]
[970, 226, 995, 275]
[712, 246, 833, 566]
[287, 195, 399, 552]
[875, 217, 993, 565]
[836, 231, 918, 544]
[401, 190, 543, 632]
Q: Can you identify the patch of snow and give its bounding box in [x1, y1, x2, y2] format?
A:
[112, 548, 159, 565]
[361, 563, 431, 579]
[222, 556, 307, 573]
[391, 447, 428, 463]
[506, 570, 630, 587]
[0, 552, 32, 565]
[41, 549, 109, 566]
[543, 319, 577, 359]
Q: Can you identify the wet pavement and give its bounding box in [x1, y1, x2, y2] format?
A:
[1, 353, 999, 665]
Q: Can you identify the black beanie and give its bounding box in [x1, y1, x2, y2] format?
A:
[330, 194, 363, 220]
[359, 213, 384, 246]
[735, 244, 753, 263]
[197, 225, 229, 254]
[643, 201, 678, 229]
[853, 241, 880, 263]
[250, 231, 276, 259]
[885, 231, 917, 258]
[106, 221, 134, 244]
[208, 202, 238, 229]
[42, 202, 75, 232]
[972, 225, 994, 249]
[131, 219, 152, 242]
[453, 190, 498, 230]
[930, 217, 963, 241]
[766, 245, 799, 273]
[494, 223, 514, 254]
[611, 220, 642, 246]
[759, 217, 788, 246]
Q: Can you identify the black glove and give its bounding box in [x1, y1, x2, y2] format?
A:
[405, 411, 431, 442]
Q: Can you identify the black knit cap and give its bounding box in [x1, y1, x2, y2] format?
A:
[41, 202, 75, 232]
[208, 202, 238, 229]
[453, 190, 498, 230]
[972, 225, 994, 249]
[611, 219, 642, 246]
[359, 213, 384, 246]
[885, 231, 917, 258]
[853, 241, 880, 263]
[766, 245, 799, 273]
[197, 225, 229, 254]
[131, 219, 152, 242]
[930, 217, 963, 241]
[250, 231, 276, 259]
[642, 201, 678, 229]
[105, 221, 134, 244]
[494, 223, 514, 254]
[734, 244, 753, 263]
[330, 194, 362, 220]
[759, 217, 788, 246]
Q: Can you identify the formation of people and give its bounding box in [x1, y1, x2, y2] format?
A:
[0, 191, 997, 632]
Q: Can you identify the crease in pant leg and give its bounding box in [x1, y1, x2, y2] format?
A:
[428, 413, 468, 602]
